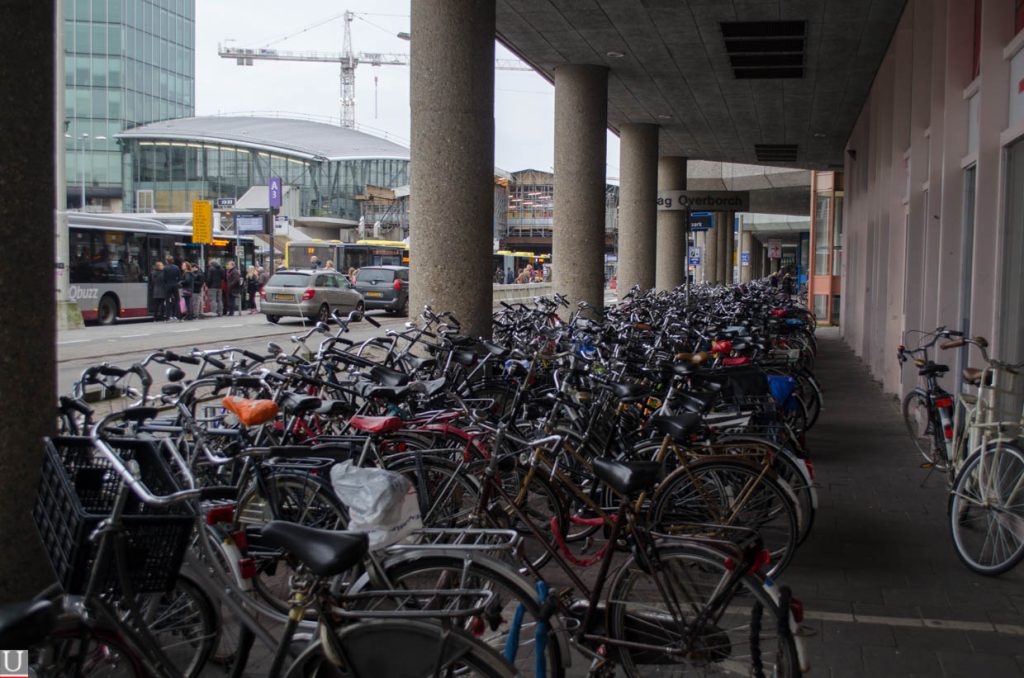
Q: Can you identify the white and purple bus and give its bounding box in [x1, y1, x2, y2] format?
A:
[68, 213, 256, 324]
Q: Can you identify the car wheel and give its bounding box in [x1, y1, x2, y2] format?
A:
[318, 304, 331, 323]
[353, 301, 364, 321]
[266, 315, 280, 324]
[97, 294, 119, 325]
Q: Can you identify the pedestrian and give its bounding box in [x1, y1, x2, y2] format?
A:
[191, 262, 206, 318]
[149, 260, 166, 321]
[245, 265, 260, 314]
[325, 260, 335, 270]
[226, 260, 242, 316]
[180, 262, 195, 320]
[494, 266, 503, 284]
[163, 255, 181, 321]
[206, 259, 225, 316]
[310, 255, 321, 269]
[347, 267, 358, 285]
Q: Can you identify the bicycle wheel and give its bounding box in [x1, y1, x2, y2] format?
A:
[126, 575, 218, 678]
[233, 472, 348, 614]
[650, 459, 800, 578]
[283, 620, 518, 677]
[901, 389, 940, 466]
[29, 627, 147, 677]
[382, 453, 481, 528]
[949, 443, 1024, 575]
[348, 553, 565, 678]
[607, 544, 800, 677]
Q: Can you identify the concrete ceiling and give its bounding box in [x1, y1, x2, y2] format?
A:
[496, 0, 906, 170]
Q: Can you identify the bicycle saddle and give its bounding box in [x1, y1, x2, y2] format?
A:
[592, 457, 662, 496]
[452, 349, 478, 366]
[281, 393, 322, 415]
[348, 414, 404, 434]
[260, 522, 369, 578]
[369, 365, 411, 387]
[649, 413, 703, 441]
[918, 363, 949, 377]
[675, 391, 719, 414]
[404, 354, 436, 371]
[611, 383, 649, 403]
[0, 599, 56, 648]
[315, 399, 354, 417]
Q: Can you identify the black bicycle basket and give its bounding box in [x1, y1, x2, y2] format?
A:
[33, 436, 194, 594]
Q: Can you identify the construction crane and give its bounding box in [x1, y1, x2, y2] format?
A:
[219, 10, 533, 129]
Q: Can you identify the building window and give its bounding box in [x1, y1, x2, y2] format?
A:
[814, 193, 830, 275]
[813, 294, 828, 321]
[832, 195, 844, 276]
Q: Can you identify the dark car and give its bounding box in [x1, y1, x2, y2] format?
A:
[353, 265, 408, 315]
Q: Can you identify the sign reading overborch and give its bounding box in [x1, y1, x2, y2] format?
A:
[657, 190, 750, 212]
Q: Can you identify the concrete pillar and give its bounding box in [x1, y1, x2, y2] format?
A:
[724, 214, 736, 284]
[0, 0, 56, 600]
[410, 0, 495, 337]
[553, 64, 608, 311]
[740, 230, 754, 283]
[617, 123, 659, 299]
[713, 212, 727, 284]
[655, 156, 687, 290]
[703, 220, 718, 284]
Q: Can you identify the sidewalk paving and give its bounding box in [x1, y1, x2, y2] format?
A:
[789, 328, 1024, 677]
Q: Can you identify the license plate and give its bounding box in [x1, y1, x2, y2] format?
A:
[366, 291, 383, 298]
[273, 293, 294, 301]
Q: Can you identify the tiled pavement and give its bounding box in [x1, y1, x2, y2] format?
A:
[782, 328, 1024, 677]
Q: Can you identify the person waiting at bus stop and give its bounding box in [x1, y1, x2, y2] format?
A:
[163, 255, 181, 321]
[149, 260, 166, 321]
[205, 259, 225, 316]
[226, 260, 242, 316]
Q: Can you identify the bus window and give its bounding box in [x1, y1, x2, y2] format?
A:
[70, 231, 94, 283]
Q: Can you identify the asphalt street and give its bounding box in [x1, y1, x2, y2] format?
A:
[56, 310, 410, 395]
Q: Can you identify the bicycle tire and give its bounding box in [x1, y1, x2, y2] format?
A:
[948, 443, 1024, 575]
[649, 458, 800, 578]
[348, 552, 565, 678]
[901, 389, 940, 467]
[233, 471, 349, 615]
[606, 543, 801, 677]
[283, 619, 518, 678]
[29, 626, 148, 677]
[130, 574, 218, 678]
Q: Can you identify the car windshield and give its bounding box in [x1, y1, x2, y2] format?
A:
[357, 269, 395, 283]
[267, 273, 311, 288]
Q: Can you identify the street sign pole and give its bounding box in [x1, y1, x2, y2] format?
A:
[268, 176, 282, 274]
[684, 206, 691, 306]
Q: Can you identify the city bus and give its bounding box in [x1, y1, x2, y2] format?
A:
[285, 239, 409, 272]
[68, 213, 256, 324]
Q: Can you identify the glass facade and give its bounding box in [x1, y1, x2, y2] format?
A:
[64, 0, 195, 203]
[121, 139, 410, 219]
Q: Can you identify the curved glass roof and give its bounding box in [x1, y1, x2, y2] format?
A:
[116, 116, 410, 162]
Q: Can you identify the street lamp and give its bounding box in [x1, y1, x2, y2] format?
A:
[65, 131, 106, 210]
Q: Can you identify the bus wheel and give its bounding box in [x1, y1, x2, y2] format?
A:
[97, 294, 119, 325]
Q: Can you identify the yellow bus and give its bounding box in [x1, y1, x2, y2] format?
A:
[286, 239, 409, 271]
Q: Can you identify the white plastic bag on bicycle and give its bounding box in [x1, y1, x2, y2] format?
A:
[329, 461, 422, 550]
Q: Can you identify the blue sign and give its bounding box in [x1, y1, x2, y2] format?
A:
[689, 212, 713, 231]
[268, 176, 282, 208]
[741, 252, 751, 266]
[688, 246, 701, 266]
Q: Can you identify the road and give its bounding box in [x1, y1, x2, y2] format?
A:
[56, 311, 411, 395]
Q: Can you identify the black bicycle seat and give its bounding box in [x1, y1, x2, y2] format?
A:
[281, 393, 322, 415]
[405, 354, 436, 372]
[260, 522, 369, 577]
[649, 413, 703, 440]
[918, 363, 949, 377]
[369, 365, 411, 387]
[611, 383, 649, 403]
[592, 457, 662, 496]
[0, 599, 56, 648]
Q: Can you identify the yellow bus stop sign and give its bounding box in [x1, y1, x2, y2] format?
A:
[192, 200, 213, 244]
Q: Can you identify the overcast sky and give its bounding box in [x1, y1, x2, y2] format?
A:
[195, 0, 621, 178]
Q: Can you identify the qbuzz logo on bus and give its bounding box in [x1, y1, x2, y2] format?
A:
[68, 285, 100, 302]
[0, 650, 28, 678]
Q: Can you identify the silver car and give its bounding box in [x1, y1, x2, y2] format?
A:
[260, 269, 364, 323]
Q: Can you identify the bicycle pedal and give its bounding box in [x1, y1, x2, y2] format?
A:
[920, 462, 934, 470]
[581, 536, 593, 554]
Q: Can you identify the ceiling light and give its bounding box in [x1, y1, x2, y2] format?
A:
[813, 132, 826, 138]
[606, 51, 625, 59]
[657, 114, 673, 120]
